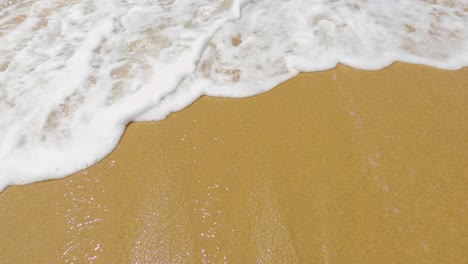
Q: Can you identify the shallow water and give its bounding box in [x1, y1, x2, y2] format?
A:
[1, 0, 467, 190]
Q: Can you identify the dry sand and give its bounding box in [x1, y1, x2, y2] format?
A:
[0, 63, 467, 263]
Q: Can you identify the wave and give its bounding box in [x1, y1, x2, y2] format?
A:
[1, 0, 467, 190]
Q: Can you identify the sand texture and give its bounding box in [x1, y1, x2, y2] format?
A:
[1, 64, 467, 263]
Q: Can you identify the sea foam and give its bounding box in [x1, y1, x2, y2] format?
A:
[1, 0, 467, 190]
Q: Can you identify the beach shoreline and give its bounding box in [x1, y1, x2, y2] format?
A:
[1, 63, 467, 262]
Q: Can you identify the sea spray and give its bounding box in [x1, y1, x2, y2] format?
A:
[1, 0, 467, 190]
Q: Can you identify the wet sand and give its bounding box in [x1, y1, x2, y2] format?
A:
[1, 63, 467, 263]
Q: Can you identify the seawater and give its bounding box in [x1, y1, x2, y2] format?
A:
[1, 0, 467, 190]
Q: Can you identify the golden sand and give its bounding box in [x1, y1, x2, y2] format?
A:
[1, 63, 467, 263]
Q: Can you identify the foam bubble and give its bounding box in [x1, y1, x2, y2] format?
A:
[0, 0, 241, 190]
[1, 0, 467, 190]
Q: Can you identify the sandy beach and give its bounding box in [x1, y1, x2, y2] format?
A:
[0, 63, 467, 263]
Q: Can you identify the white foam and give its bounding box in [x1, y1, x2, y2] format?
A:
[1, 0, 467, 190]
